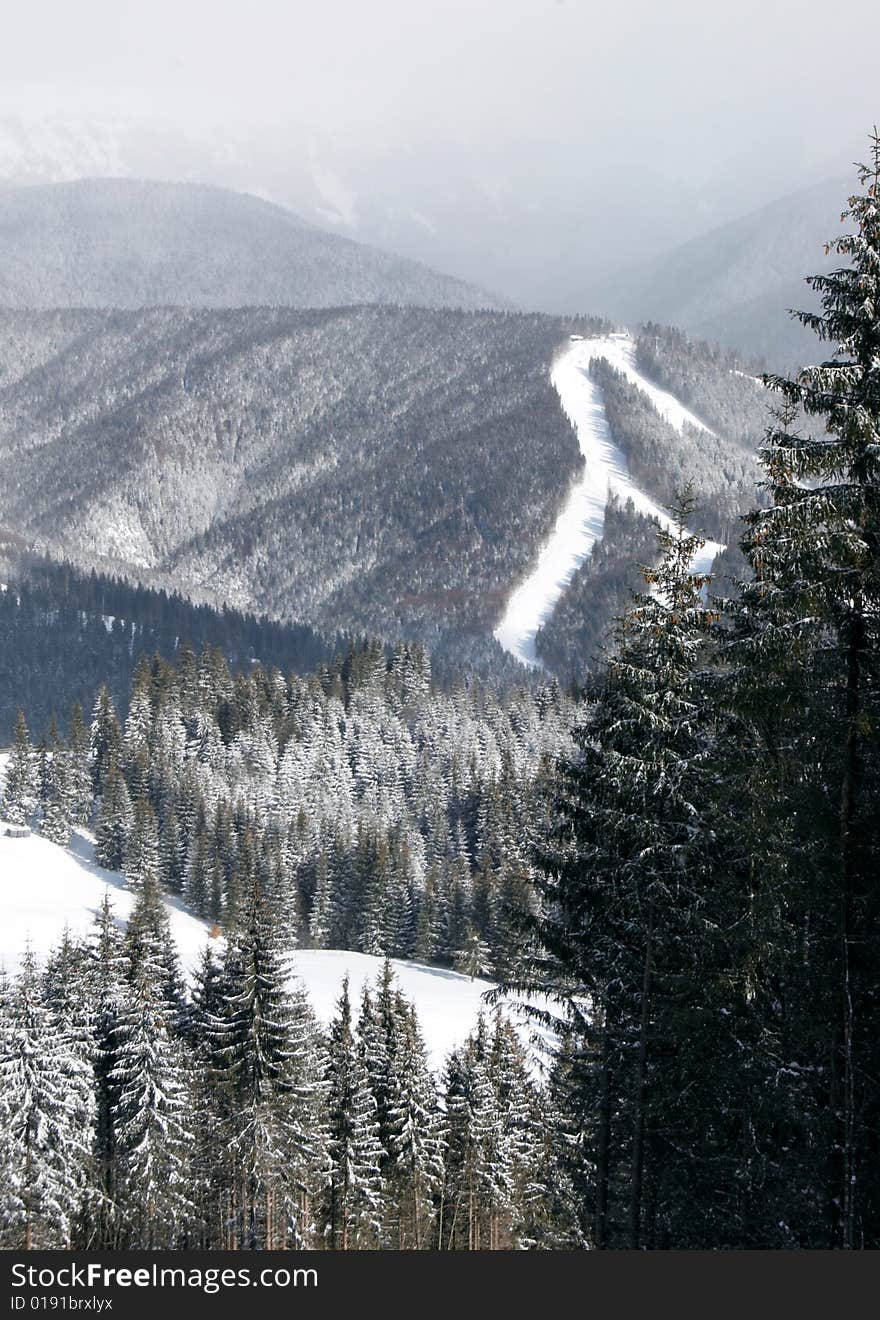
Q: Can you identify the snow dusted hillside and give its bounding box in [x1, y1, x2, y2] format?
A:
[0, 821, 536, 1071]
[493, 332, 725, 666]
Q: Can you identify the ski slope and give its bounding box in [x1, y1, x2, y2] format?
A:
[493, 332, 725, 667]
[0, 822, 546, 1071]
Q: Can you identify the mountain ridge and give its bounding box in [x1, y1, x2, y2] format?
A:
[0, 176, 509, 312]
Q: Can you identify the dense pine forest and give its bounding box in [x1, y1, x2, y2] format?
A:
[0, 637, 576, 1249]
[2, 636, 572, 972]
[1, 141, 879, 1253]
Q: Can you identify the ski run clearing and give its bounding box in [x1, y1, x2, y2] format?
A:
[493, 332, 725, 667]
[0, 823, 548, 1072]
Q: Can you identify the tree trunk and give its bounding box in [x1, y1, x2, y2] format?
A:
[629, 905, 654, 1249]
[594, 1018, 613, 1249]
[838, 605, 864, 1250]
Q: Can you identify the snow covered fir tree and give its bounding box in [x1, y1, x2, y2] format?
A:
[1, 139, 879, 1251]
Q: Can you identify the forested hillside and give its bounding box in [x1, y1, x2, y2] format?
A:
[634, 325, 770, 439]
[1, 637, 571, 976]
[588, 352, 759, 540]
[523, 326, 770, 679]
[0, 627, 578, 1251]
[0, 308, 778, 688]
[0, 552, 341, 742]
[0, 306, 599, 670]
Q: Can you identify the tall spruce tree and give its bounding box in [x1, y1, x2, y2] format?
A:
[95, 764, 133, 872]
[0, 952, 94, 1249]
[39, 718, 72, 847]
[384, 997, 443, 1249]
[110, 954, 193, 1247]
[439, 1034, 500, 1250]
[84, 894, 129, 1249]
[216, 878, 325, 1249]
[322, 977, 383, 1249]
[67, 703, 94, 827]
[725, 135, 880, 1248]
[506, 498, 719, 1248]
[89, 687, 122, 800]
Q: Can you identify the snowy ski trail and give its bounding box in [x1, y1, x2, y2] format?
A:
[493, 333, 725, 668]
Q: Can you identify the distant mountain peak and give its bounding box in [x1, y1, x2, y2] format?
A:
[0, 176, 508, 312]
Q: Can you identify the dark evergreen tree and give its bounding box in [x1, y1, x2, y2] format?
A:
[384, 997, 443, 1249]
[39, 718, 72, 847]
[95, 764, 133, 871]
[0, 952, 94, 1249]
[506, 498, 719, 1247]
[723, 135, 880, 1248]
[110, 952, 192, 1247]
[67, 702, 94, 827]
[215, 879, 325, 1248]
[123, 799, 161, 893]
[83, 894, 129, 1249]
[123, 869, 185, 1021]
[89, 687, 122, 800]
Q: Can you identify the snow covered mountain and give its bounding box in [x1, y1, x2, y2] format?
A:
[0, 820, 530, 1072]
[0, 305, 583, 671]
[0, 308, 765, 680]
[0, 178, 507, 311]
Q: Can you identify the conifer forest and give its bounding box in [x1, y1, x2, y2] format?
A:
[0, 76, 878, 1255]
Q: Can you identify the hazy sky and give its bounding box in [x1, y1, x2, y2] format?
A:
[0, 0, 876, 306]
[1, 0, 875, 168]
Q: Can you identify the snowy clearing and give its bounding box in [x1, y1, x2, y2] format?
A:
[0, 823, 549, 1071]
[493, 333, 725, 667]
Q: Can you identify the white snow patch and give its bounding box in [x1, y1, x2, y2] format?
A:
[288, 948, 549, 1071]
[0, 827, 210, 978]
[493, 334, 725, 667]
[594, 333, 717, 437]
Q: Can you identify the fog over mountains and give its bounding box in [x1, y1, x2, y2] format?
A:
[0, 111, 860, 364]
[591, 178, 849, 366]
